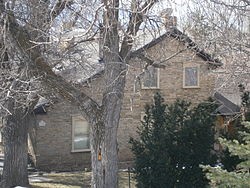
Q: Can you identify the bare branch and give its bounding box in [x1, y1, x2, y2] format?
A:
[50, 0, 73, 20]
[1, 3, 102, 124]
[119, 0, 158, 60]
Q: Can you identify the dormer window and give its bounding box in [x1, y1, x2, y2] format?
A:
[142, 67, 159, 89]
[183, 64, 200, 88]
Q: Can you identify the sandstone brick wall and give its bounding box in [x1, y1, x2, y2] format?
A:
[117, 37, 216, 166]
[34, 101, 91, 171]
[32, 36, 217, 171]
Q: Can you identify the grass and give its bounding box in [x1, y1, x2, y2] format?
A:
[31, 171, 136, 188]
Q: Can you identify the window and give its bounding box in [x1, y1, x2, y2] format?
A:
[142, 67, 159, 89]
[183, 65, 199, 88]
[72, 116, 90, 152]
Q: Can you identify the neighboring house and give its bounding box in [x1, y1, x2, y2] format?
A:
[28, 27, 222, 171]
[213, 92, 241, 134]
[214, 92, 241, 117]
[213, 92, 242, 151]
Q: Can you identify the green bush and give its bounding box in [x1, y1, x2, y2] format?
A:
[130, 93, 217, 188]
[203, 121, 250, 187]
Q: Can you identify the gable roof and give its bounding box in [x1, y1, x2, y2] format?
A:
[213, 92, 241, 116]
[130, 28, 222, 66]
[57, 27, 223, 86]
[81, 28, 222, 84]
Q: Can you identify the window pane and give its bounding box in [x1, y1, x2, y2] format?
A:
[185, 67, 198, 86]
[142, 67, 158, 88]
[74, 120, 88, 133]
[73, 135, 89, 150]
[73, 119, 89, 150]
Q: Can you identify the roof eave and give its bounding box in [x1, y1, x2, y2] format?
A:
[130, 28, 223, 67]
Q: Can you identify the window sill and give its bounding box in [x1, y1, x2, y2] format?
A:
[141, 87, 160, 90]
[183, 86, 200, 89]
[71, 149, 91, 153]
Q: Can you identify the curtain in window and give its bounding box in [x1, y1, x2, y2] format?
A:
[185, 67, 198, 86]
[143, 67, 158, 88]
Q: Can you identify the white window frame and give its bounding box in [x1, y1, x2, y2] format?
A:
[183, 64, 200, 88]
[71, 115, 90, 152]
[141, 67, 160, 89]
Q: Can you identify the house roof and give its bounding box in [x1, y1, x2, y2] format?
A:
[34, 98, 50, 114]
[81, 28, 222, 84]
[213, 92, 241, 116]
[130, 28, 223, 66]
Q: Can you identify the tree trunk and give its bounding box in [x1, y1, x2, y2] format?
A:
[90, 122, 104, 188]
[102, 62, 126, 188]
[1, 104, 31, 188]
[89, 70, 126, 188]
[101, 0, 126, 186]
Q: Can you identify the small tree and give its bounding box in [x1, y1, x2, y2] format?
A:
[130, 93, 217, 188]
[129, 93, 177, 188]
[203, 121, 250, 187]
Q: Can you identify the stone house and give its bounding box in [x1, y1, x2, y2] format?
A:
[28, 28, 223, 171]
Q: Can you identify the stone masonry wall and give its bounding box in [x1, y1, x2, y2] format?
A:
[33, 36, 216, 171]
[35, 101, 91, 171]
[117, 37, 216, 166]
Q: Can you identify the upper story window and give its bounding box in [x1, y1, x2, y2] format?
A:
[183, 64, 200, 88]
[142, 66, 159, 89]
[72, 116, 90, 152]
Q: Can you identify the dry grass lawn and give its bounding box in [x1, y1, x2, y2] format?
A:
[31, 171, 136, 188]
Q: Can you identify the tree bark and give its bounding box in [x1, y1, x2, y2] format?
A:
[102, 62, 126, 188]
[1, 101, 31, 188]
[101, 0, 127, 187]
[90, 122, 104, 188]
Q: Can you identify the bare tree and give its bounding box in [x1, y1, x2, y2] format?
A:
[184, 0, 250, 99]
[0, 21, 41, 186]
[0, 0, 171, 187]
[0, 1, 76, 187]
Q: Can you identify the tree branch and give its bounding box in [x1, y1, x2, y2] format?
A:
[210, 0, 250, 10]
[50, 0, 73, 21]
[119, 0, 158, 60]
[1, 4, 102, 124]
